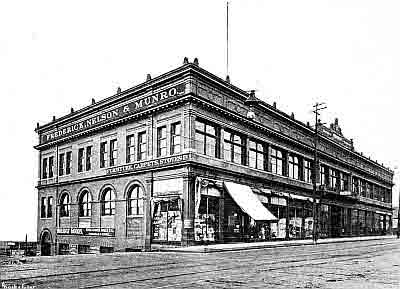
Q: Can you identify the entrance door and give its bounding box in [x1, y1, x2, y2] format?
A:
[330, 206, 342, 237]
[40, 231, 52, 256]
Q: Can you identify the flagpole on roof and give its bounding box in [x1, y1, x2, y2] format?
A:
[226, 1, 229, 78]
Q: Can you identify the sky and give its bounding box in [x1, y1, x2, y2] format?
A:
[0, 0, 399, 241]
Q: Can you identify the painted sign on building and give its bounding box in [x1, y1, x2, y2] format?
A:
[41, 83, 186, 144]
[106, 153, 190, 175]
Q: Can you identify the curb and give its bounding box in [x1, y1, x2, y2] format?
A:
[152, 235, 396, 253]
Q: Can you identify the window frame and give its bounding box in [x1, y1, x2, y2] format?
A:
[137, 131, 147, 161]
[270, 147, 284, 175]
[288, 155, 300, 180]
[127, 185, 144, 216]
[195, 119, 219, 158]
[60, 193, 70, 217]
[100, 141, 108, 168]
[79, 190, 92, 217]
[109, 139, 118, 167]
[101, 188, 116, 216]
[223, 129, 246, 165]
[78, 148, 84, 173]
[170, 122, 181, 155]
[248, 139, 265, 170]
[65, 151, 72, 175]
[47, 196, 53, 218]
[304, 159, 312, 183]
[126, 134, 135, 163]
[157, 126, 167, 157]
[86, 146, 92, 171]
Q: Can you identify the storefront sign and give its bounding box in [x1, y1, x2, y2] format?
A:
[340, 191, 352, 196]
[41, 84, 186, 144]
[56, 227, 115, 237]
[106, 153, 190, 175]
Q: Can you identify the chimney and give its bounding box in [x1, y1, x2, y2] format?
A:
[193, 58, 199, 66]
[91, 98, 96, 104]
[183, 57, 189, 65]
[117, 87, 122, 94]
[146, 74, 152, 81]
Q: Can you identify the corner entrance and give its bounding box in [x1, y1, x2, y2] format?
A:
[40, 231, 52, 256]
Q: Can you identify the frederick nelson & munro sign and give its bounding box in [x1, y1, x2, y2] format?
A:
[106, 153, 190, 175]
[41, 83, 186, 144]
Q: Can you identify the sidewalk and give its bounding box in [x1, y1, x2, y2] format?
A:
[151, 235, 396, 253]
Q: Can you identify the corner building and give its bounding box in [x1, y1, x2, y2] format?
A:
[35, 59, 394, 255]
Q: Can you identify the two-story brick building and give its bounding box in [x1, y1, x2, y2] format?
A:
[35, 58, 393, 255]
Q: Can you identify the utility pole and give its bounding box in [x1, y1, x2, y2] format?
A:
[312, 102, 327, 244]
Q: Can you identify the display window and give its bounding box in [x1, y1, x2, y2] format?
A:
[195, 195, 219, 242]
[320, 204, 330, 238]
[269, 204, 287, 239]
[152, 199, 182, 242]
[289, 201, 303, 239]
[303, 204, 314, 238]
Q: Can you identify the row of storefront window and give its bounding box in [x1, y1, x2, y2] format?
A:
[195, 192, 391, 243]
[40, 185, 144, 219]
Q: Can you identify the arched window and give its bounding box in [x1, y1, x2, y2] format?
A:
[60, 193, 70, 217]
[101, 188, 115, 216]
[127, 185, 144, 216]
[79, 190, 92, 217]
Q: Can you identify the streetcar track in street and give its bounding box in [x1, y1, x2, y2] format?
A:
[2, 239, 396, 277]
[79, 246, 399, 289]
[4, 240, 397, 288]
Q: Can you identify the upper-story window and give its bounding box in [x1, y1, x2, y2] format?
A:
[270, 147, 283, 175]
[40, 197, 47, 218]
[249, 139, 265, 170]
[340, 172, 349, 191]
[360, 180, 366, 197]
[109, 139, 118, 167]
[329, 168, 339, 190]
[100, 141, 108, 168]
[101, 188, 115, 216]
[223, 130, 245, 165]
[59, 153, 65, 176]
[171, 122, 181, 155]
[79, 190, 92, 217]
[59, 151, 72, 176]
[127, 185, 144, 216]
[60, 193, 70, 217]
[42, 158, 48, 179]
[366, 182, 372, 199]
[304, 159, 312, 183]
[195, 119, 219, 158]
[138, 131, 147, 161]
[157, 126, 167, 157]
[126, 134, 135, 163]
[65, 151, 72, 175]
[42, 156, 54, 179]
[48, 157, 54, 178]
[47, 197, 53, 218]
[78, 148, 84, 172]
[78, 146, 93, 172]
[320, 165, 327, 186]
[288, 155, 300, 180]
[352, 177, 359, 194]
[86, 146, 92, 171]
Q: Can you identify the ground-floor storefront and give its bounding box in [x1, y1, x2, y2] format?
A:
[38, 168, 393, 255]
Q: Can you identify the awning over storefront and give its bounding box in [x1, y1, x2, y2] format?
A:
[224, 181, 277, 221]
